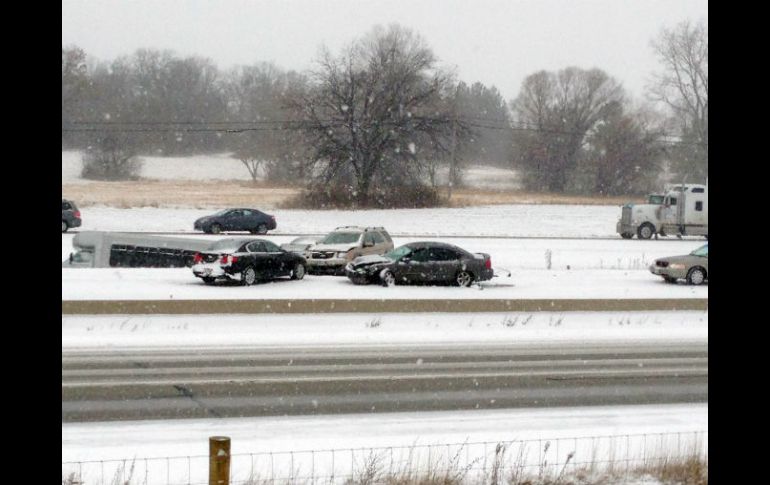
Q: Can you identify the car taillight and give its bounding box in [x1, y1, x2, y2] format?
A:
[485, 257, 491, 270]
[193, 253, 202, 264]
[221, 254, 238, 264]
[74, 211, 81, 218]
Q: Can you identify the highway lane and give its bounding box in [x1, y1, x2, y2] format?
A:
[62, 341, 708, 422]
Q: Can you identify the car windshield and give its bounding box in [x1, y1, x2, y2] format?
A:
[384, 245, 413, 261]
[690, 245, 708, 257]
[320, 232, 361, 244]
[211, 209, 230, 216]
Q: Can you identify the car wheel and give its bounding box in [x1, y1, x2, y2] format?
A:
[637, 223, 654, 240]
[380, 270, 396, 287]
[291, 263, 306, 280]
[202, 277, 216, 285]
[62, 220, 69, 233]
[456, 270, 474, 287]
[686, 267, 706, 285]
[241, 266, 257, 286]
[210, 224, 222, 234]
[620, 232, 633, 239]
[256, 223, 268, 235]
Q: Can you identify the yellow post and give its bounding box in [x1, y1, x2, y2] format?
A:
[209, 436, 231, 485]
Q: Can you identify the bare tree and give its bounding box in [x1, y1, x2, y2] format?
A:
[648, 19, 708, 181]
[511, 67, 625, 192]
[286, 24, 457, 207]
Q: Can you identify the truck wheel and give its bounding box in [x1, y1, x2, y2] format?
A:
[687, 267, 706, 285]
[637, 223, 654, 240]
[620, 232, 633, 239]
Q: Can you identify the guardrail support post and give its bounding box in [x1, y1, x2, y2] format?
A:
[209, 436, 231, 485]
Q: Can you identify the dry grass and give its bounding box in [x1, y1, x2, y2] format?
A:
[62, 179, 643, 209]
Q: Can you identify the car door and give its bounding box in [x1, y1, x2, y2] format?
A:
[431, 248, 462, 282]
[245, 241, 270, 276]
[221, 210, 240, 231]
[243, 209, 263, 231]
[263, 240, 292, 276]
[400, 247, 433, 283]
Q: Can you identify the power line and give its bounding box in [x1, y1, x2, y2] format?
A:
[62, 117, 707, 147]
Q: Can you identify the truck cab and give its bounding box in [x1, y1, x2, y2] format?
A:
[616, 193, 665, 239]
[659, 184, 708, 238]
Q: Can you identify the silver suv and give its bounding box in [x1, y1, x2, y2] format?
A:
[306, 226, 393, 274]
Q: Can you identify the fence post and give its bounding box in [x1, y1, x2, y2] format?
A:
[209, 436, 231, 485]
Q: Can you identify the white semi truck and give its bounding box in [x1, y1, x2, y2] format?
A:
[617, 184, 708, 239]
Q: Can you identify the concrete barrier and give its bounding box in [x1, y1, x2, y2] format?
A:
[61, 298, 708, 315]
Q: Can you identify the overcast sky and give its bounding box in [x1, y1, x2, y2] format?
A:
[62, 0, 707, 102]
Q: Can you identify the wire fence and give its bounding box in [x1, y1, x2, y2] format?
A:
[62, 430, 707, 485]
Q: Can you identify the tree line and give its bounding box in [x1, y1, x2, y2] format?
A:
[62, 21, 707, 207]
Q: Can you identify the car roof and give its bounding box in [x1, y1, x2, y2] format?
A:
[404, 241, 468, 252]
[208, 237, 268, 249]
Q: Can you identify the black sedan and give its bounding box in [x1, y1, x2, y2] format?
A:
[194, 208, 277, 234]
[345, 242, 493, 287]
[192, 238, 306, 285]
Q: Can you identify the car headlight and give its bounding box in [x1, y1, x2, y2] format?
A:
[337, 252, 348, 259]
[669, 263, 686, 270]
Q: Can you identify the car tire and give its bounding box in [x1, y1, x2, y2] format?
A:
[637, 223, 654, 240]
[210, 224, 222, 235]
[241, 266, 257, 286]
[380, 270, 396, 287]
[456, 270, 474, 287]
[256, 223, 268, 235]
[62, 220, 69, 233]
[686, 267, 706, 285]
[202, 277, 216, 285]
[620, 232, 633, 239]
[291, 263, 306, 280]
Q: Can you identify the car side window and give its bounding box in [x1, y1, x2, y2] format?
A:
[246, 242, 265, 253]
[242, 210, 252, 217]
[434, 248, 459, 261]
[263, 241, 282, 252]
[371, 232, 385, 244]
[410, 248, 430, 262]
[364, 233, 376, 245]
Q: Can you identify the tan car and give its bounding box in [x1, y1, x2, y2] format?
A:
[306, 226, 394, 275]
[650, 244, 708, 285]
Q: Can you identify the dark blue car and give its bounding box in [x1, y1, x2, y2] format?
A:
[194, 208, 277, 235]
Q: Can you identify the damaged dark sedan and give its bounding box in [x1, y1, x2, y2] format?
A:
[345, 242, 494, 287]
[192, 238, 306, 285]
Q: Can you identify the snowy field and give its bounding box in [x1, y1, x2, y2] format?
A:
[61, 403, 708, 463]
[62, 311, 707, 349]
[62, 150, 520, 188]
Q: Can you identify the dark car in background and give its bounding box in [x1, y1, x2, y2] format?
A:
[650, 244, 708, 285]
[345, 241, 493, 287]
[194, 208, 276, 235]
[62, 199, 82, 233]
[191, 238, 306, 285]
[281, 236, 319, 255]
